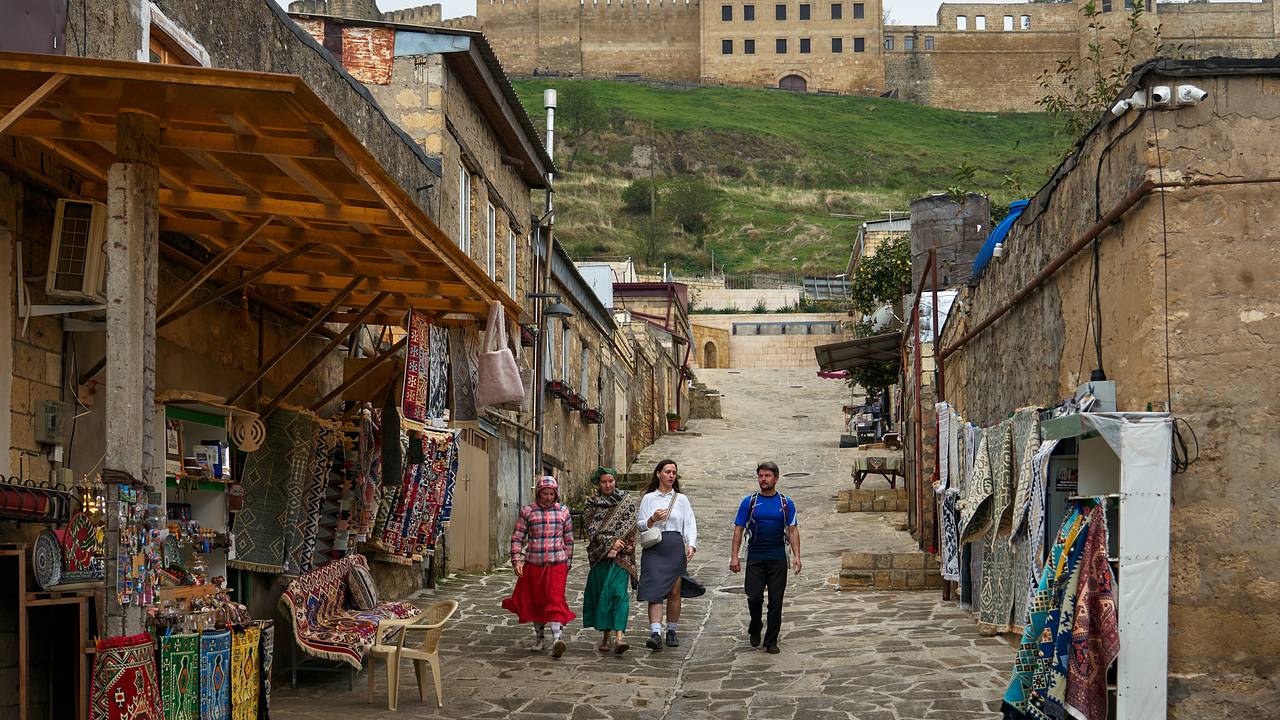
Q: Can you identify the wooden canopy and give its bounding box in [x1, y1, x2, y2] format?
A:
[0, 51, 519, 324]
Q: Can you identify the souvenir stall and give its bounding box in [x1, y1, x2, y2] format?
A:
[935, 388, 1172, 720]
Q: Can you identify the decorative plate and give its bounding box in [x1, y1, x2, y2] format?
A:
[33, 529, 62, 590]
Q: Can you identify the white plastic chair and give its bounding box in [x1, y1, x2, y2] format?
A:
[366, 599, 459, 710]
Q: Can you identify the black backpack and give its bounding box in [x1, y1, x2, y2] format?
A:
[745, 492, 794, 553]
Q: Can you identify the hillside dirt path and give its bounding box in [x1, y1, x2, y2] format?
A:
[271, 368, 1010, 719]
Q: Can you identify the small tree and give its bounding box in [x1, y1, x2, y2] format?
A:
[557, 83, 607, 171]
[621, 178, 655, 215]
[663, 177, 717, 234]
[636, 217, 668, 266]
[845, 234, 912, 398]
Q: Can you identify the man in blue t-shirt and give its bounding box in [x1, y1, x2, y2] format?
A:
[730, 461, 801, 654]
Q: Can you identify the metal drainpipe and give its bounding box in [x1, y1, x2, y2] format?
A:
[532, 89, 557, 481]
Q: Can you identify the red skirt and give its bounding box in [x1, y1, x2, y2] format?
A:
[502, 562, 576, 625]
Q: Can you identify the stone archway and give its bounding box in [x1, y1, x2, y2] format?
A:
[779, 74, 807, 92]
[703, 341, 719, 369]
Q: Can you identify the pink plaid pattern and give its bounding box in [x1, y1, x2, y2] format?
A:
[510, 503, 574, 566]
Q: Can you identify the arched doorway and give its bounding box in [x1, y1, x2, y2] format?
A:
[703, 341, 719, 369]
[779, 74, 807, 92]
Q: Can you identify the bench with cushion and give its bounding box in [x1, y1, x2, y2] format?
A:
[280, 554, 419, 670]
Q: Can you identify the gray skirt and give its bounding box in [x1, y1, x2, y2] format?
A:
[637, 531, 706, 602]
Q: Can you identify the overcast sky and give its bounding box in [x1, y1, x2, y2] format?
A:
[276, 0, 1016, 27]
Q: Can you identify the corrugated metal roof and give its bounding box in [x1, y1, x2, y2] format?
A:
[814, 332, 902, 372]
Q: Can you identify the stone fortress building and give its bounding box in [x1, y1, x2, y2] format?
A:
[289, 0, 1280, 111]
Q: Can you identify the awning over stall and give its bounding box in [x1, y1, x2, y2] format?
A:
[0, 51, 518, 328]
[814, 331, 902, 372]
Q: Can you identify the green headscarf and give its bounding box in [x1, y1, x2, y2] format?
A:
[590, 466, 618, 486]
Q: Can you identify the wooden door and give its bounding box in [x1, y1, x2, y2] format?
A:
[447, 435, 492, 571]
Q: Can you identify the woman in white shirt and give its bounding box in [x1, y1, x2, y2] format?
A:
[636, 459, 705, 651]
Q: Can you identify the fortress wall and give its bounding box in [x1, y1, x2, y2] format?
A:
[471, 0, 553, 74]
[884, 29, 1077, 112]
[580, 0, 701, 81]
[382, 4, 443, 24]
[933, 2, 1079, 31]
[1159, 1, 1279, 59]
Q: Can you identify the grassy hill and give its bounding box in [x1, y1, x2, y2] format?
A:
[510, 79, 1070, 275]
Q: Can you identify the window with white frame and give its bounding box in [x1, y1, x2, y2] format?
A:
[561, 326, 571, 386]
[457, 166, 471, 253]
[486, 203, 497, 279]
[545, 319, 557, 377]
[1003, 15, 1013, 31]
[507, 228, 518, 295]
[975, 14, 986, 29]
[1021, 14, 1031, 29]
[580, 346, 590, 405]
[956, 14, 967, 30]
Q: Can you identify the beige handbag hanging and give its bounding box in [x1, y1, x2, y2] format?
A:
[638, 491, 679, 549]
[476, 302, 525, 409]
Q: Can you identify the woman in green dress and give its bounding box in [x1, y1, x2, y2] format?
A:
[582, 467, 639, 653]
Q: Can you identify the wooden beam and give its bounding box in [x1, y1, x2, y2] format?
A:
[157, 188, 396, 225]
[223, 253, 452, 282]
[182, 149, 262, 200]
[158, 242, 317, 329]
[224, 275, 365, 406]
[280, 288, 490, 315]
[158, 216, 424, 252]
[253, 270, 472, 297]
[0, 74, 68, 135]
[157, 215, 273, 323]
[6, 118, 329, 157]
[260, 290, 391, 416]
[267, 155, 341, 205]
[309, 336, 407, 411]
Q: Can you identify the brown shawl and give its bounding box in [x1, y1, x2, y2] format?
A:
[583, 489, 638, 580]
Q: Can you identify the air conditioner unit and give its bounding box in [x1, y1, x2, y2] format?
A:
[45, 199, 107, 302]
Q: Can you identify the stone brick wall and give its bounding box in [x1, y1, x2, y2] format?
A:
[839, 550, 943, 590]
[1159, 2, 1280, 59]
[938, 68, 1280, 717]
[837, 486, 908, 512]
[689, 322, 730, 368]
[583, 0, 702, 81]
[691, 312, 847, 368]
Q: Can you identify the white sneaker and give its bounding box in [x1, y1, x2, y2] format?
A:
[530, 636, 546, 652]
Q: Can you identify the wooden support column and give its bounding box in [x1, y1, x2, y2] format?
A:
[104, 112, 160, 637]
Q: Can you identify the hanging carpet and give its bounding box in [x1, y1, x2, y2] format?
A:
[231, 409, 317, 573]
[91, 633, 164, 720]
[231, 626, 261, 720]
[957, 427, 994, 544]
[427, 325, 449, 419]
[978, 420, 1016, 635]
[200, 629, 232, 720]
[1008, 408, 1042, 631]
[161, 633, 200, 720]
[1066, 504, 1119, 720]
[256, 620, 275, 720]
[288, 423, 340, 575]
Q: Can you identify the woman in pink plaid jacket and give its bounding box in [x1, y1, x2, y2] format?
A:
[502, 475, 577, 657]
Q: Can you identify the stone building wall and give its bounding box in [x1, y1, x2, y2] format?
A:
[691, 312, 847, 368]
[583, 0, 702, 81]
[690, 322, 731, 368]
[938, 65, 1280, 718]
[1159, 1, 1280, 59]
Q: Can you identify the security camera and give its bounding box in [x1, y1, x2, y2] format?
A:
[1110, 98, 1131, 116]
[1128, 90, 1148, 110]
[1149, 85, 1172, 107]
[1176, 84, 1209, 106]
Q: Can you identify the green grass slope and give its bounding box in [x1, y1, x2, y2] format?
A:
[511, 79, 1070, 275]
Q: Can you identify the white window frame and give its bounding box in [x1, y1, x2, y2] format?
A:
[580, 346, 590, 405]
[486, 203, 497, 279]
[546, 320, 557, 378]
[975, 14, 986, 30]
[1003, 15, 1014, 31]
[561, 326, 571, 387]
[507, 228, 518, 296]
[1021, 14, 1031, 30]
[956, 15, 967, 30]
[457, 166, 471, 253]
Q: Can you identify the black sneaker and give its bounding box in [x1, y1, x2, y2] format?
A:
[749, 632, 761, 648]
[666, 630, 679, 647]
[646, 632, 662, 650]
[765, 644, 780, 655]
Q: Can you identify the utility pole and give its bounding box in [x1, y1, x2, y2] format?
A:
[649, 121, 657, 225]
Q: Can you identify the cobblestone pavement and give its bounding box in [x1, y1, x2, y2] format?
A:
[271, 369, 1011, 719]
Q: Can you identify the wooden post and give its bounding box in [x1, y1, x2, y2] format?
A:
[103, 111, 160, 637]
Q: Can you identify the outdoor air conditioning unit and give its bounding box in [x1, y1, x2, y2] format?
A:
[45, 199, 107, 302]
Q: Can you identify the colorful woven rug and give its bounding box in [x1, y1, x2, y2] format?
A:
[91, 633, 164, 720]
[231, 626, 261, 720]
[200, 629, 232, 720]
[161, 633, 200, 720]
[1066, 505, 1119, 720]
[232, 410, 317, 573]
[256, 620, 274, 720]
[280, 554, 420, 668]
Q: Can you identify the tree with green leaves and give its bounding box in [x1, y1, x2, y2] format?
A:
[557, 83, 607, 171]
[621, 178, 655, 215]
[663, 176, 717, 234]
[845, 234, 912, 398]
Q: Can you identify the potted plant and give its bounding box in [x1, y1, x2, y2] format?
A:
[582, 408, 603, 424]
[666, 412, 680, 432]
[546, 379, 565, 398]
[569, 393, 587, 411]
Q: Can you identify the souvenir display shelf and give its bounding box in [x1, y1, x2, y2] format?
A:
[156, 403, 237, 582]
[1040, 411, 1172, 720]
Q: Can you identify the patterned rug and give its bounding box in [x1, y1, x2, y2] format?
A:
[1008, 408, 1043, 632]
[256, 620, 274, 720]
[958, 427, 994, 544]
[232, 410, 318, 573]
[428, 325, 449, 419]
[231, 626, 261, 720]
[1066, 505, 1119, 720]
[280, 554, 420, 668]
[161, 633, 200, 720]
[288, 423, 339, 575]
[200, 629, 232, 720]
[978, 420, 1016, 635]
[91, 633, 163, 720]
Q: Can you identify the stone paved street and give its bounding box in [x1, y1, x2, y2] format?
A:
[272, 369, 1012, 719]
